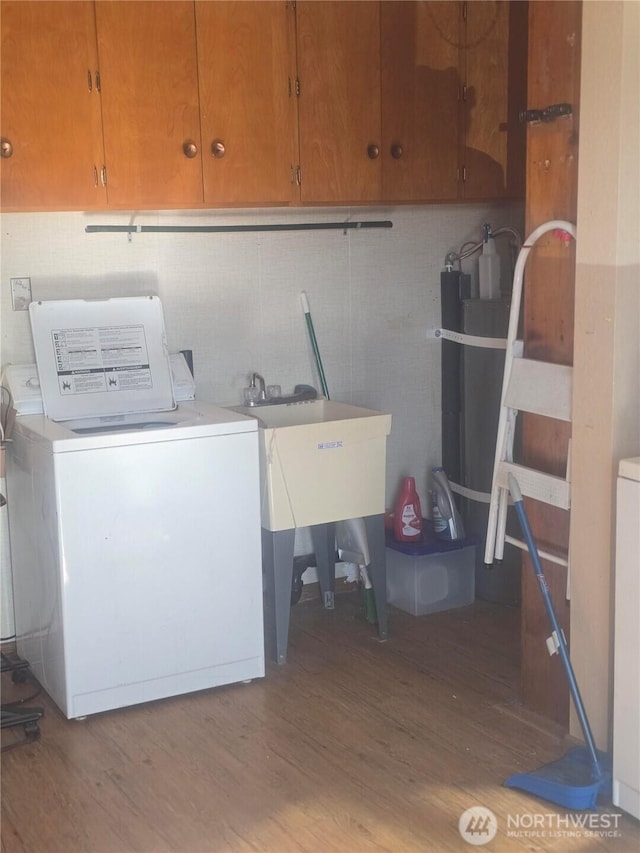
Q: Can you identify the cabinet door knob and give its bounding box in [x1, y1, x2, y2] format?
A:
[390, 143, 403, 160]
[211, 140, 226, 159]
[367, 143, 380, 160]
[182, 140, 198, 159]
[1, 138, 14, 159]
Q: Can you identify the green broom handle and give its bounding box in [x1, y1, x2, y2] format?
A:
[301, 291, 330, 400]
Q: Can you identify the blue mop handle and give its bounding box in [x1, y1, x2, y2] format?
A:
[507, 474, 603, 779]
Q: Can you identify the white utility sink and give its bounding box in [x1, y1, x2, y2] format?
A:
[228, 399, 392, 531]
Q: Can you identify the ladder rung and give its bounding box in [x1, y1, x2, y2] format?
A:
[496, 462, 571, 509]
[505, 358, 572, 421]
[504, 535, 569, 567]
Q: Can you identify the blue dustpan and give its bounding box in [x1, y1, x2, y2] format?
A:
[505, 475, 612, 811]
[505, 746, 612, 811]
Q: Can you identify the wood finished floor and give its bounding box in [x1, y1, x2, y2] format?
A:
[2, 592, 639, 853]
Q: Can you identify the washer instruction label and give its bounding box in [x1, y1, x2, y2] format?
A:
[52, 325, 153, 395]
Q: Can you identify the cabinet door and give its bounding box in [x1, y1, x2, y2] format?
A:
[196, 2, 298, 206]
[381, 2, 460, 201]
[461, 0, 527, 200]
[95, 1, 203, 208]
[295, 1, 381, 203]
[0, 1, 106, 210]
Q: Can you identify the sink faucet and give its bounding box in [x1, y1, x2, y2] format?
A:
[250, 372, 267, 402]
[245, 372, 318, 407]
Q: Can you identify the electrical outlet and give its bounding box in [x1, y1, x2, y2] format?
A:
[10, 277, 32, 310]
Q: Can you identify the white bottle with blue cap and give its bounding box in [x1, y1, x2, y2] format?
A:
[431, 467, 465, 541]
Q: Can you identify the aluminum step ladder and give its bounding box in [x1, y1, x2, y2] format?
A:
[484, 219, 576, 569]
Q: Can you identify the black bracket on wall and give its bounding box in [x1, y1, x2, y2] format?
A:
[519, 103, 573, 124]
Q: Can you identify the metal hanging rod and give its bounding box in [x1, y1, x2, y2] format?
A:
[85, 220, 392, 235]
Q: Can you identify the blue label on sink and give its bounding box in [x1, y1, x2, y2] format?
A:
[317, 440, 343, 450]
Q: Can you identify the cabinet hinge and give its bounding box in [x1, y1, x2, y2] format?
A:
[88, 70, 101, 93]
[288, 77, 301, 98]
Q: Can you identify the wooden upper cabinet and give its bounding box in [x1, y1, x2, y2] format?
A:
[1, 0, 526, 211]
[381, 2, 460, 202]
[195, 2, 298, 206]
[95, 1, 203, 208]
[0, 1, 106, 211]
[461, 0, 527, 200]
[295, 1, 381, 204]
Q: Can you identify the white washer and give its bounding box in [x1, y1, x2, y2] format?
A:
[6, 298, 264, 719]
[613, 457, 640, 819]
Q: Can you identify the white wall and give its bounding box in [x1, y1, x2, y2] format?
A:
[571, 0, 640, 748]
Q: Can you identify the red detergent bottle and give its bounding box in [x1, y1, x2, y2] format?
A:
[393, 476, 423, 542]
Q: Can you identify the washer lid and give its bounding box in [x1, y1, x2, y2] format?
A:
[29, 296, 176, 422]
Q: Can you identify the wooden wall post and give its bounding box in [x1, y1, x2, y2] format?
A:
[521, 0, 582, 724]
